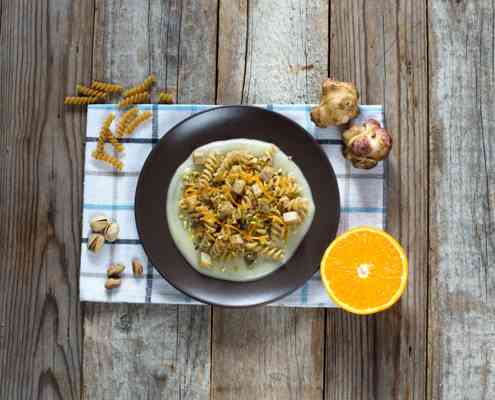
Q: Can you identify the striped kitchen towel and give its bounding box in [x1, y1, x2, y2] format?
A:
[80, 104, 387, 307]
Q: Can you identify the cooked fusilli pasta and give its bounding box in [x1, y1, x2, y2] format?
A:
[179, 146, 309, 268]
[252, 244, 284, 261]
[198, 153, 220, 187]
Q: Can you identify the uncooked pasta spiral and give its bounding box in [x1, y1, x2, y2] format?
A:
[91, 150, 123, 171]
[118, 92, 150, 109]
[64, 96, 101, 105]
[96, 132, 106, 153]
[76, 84, 107, 98]
[102, 129, 124, 153]
[158, 91, 174, 104]
[121, 111, 152, 136]
[91, 80, 123, 93]
[101, 113, 115, 130]
[123, 74, 156, 98]
[116, 107, 139, 137]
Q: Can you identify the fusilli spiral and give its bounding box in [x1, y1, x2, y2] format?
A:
[179, 146, 309, 268]
[76, 84, 107, 98]
[118, 92, 150, 109]
[64, 96, 101, 105]
[91, 80, 123, 93]
[158, 91, 174, 104]
[116, 107, 139, 137]
[198, 153, 220, 187]
[91, 150, 123, 171]
[123, 74, 156, 98]
[121, 111, 152, 136]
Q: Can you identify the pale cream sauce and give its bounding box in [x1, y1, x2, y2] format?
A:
[166, 139, 315, 282]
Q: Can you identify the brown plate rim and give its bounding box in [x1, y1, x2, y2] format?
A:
[135, 105, 340, 307]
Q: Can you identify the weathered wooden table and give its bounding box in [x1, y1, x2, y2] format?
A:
[1, 1, 493, 399]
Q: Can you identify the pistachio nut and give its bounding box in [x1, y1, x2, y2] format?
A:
[88, 233, 105, 252]
[107, 263, 125, 278]
[90, 215, 110, 232]
[132, 259, 144, 276]
[104, 277, 121, 290]
[104, 222, 120, 242]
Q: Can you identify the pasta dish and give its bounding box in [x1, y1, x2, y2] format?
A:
[166, 139, 315, 282]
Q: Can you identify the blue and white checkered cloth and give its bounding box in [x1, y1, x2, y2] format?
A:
[80, 104, 387, 307]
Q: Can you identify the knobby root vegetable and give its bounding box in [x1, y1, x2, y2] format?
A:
[310, 79, 359, 127]
[342, 119, 392, 169]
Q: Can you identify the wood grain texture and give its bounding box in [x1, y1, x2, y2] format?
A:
[0, 0, 94, 399]
[428, 1, 495, 399]
[213, 1, 328, 399]
[83, 304, 210, 400]
[82, 1, 217, 399]
[212, 308, 325, 399]
[327, 1, 429, 399]
[217, 0, 328, 104]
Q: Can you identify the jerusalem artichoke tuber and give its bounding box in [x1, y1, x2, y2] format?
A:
[310, 79, 360, 127]
[342, 119, 392, 169]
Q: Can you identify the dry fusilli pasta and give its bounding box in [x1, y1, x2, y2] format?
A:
[91, 80, 123, 93]
[102, 128, 125, 153]
[91, 150, 123, 171]
[123, 74, 156, 98]
[158, 91, 174, 104]
[121, 111, 152, 136]
[101, 113, 115, 131]
[118, 92, 150, 109]
[116, 107, 139, 137]
[76, 84, 107, 98]
[64, 96, 101, 105]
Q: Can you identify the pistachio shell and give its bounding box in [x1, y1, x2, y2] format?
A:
[104, 278, 121, 289]
[104, 222, 120, 242]
[90, 215, 110, 232]
[88, 233, 105, 252]
[132, 259, 144, 276]
[107, 263, 125, 278]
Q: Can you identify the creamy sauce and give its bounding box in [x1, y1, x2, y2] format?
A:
[166, 139, 316, 282]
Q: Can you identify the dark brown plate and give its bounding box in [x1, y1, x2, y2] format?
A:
[135, 105, 340, 307]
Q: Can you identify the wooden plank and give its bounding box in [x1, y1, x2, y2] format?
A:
[213, 1, 328, 399]
[82, 1, 217, 399]
[218, 0, 328, 105]
[0, 1, 94, 399]
[83, 303, 211, 400]
[326, 1, 429, 399]
[428, 1, 495, 399]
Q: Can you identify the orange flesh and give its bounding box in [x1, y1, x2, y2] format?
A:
[322, 228, 407, 312]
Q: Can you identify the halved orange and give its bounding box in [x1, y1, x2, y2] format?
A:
[320, 227, 408, 315]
